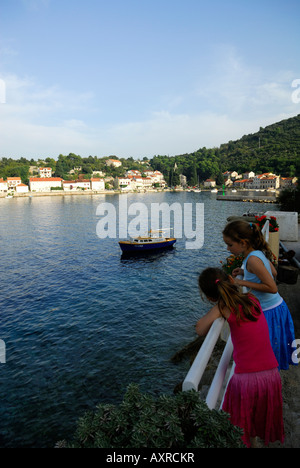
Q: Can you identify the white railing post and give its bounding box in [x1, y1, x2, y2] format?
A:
[182, 318, 225, 392]
[205, 335, 233, 410]
[182, 318, 235, 409]
[261, 219, 270, 243]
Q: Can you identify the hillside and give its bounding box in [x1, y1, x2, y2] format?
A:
[150, 114, 300, 185]
[0, 115, 299, 187]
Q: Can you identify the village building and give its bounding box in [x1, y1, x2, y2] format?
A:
[204, 179, 216, 188]
[38, 167, 52, 178]
[142, 177, 153, 188]
[0, 179, 8, 192]
[62, 180, 91, 191]
[29, 177, 63, 192]
[68, 166, 82, 175]
[126, 169, 142, 177]
[92, 170, 106, 178]
[91, 178, 105, 191]
[105, 159, 122, 168]
[15, 183, 29, 193]
[130, 176, 144, 190]
[259, 176, 280, 190]
[7, 177, 22, 190]
[233, 179, 254, 189]
[251, 173, 280, 190]
[115, 177, 132, 190]
[243, 171, 255, 179]
[280, 177, 298, 188]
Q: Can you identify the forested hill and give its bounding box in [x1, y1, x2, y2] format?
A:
[0, 114, 299, 187]
[150, 114, 300, 185]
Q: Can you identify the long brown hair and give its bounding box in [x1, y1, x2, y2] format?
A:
[222, 220, 274, 261]
[198, 267, 261, 322]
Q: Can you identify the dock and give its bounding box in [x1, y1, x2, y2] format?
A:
[217, 193, 277, 203]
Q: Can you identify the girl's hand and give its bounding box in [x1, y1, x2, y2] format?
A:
[232, 267, 244, 278]
[195, 305, 222, 336]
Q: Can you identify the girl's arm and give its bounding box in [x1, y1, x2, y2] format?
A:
[235, 256, 278, 294]
[270, 260, 277, 278]
[195, 305, 223, 337]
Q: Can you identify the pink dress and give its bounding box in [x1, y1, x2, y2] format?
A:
[222, 298, 284, 447]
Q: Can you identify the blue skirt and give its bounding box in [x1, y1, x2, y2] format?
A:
[264, 300, 297, 370]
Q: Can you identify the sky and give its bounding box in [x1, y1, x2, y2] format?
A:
[0, 0, 300, 160]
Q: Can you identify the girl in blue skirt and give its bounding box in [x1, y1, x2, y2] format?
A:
[223, 220, 297, 370]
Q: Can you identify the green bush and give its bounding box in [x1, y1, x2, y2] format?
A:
[66, 384, 244, 448]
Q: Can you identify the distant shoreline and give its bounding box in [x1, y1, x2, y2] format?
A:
[0, 188, 279, 201]
[0, 189, 168, 199]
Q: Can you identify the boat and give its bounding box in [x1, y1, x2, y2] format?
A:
[119, 230, 176, 254]
[211, 188, 218, 193]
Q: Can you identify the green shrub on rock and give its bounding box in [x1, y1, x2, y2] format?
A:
[67, 384, 244, 448]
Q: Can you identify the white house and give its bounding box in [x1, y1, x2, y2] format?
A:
[7, 177, 22, 190]
[16, 183, 29, 193]
[252, 173, 280, 190]
[142, 177, 153, 188]
[243, 171, 255, 179]
[153, 171, 164, 182]
[126, 169, 141, 177]
[39, 167, 52, 178]
[105, 159, 122, 168]
[116, 177, 133, 191]
[91, 178, 105, 191]
[233, 179, 253, 189]
[133, 177, 144, 189]
[0, 179, 8, 192]
[259, 176, 280, 190]
[63, 180, 91, 191]
[204, 179, 216, 188]
[148, 171, 165, 186]
[29, 177, 63, 192]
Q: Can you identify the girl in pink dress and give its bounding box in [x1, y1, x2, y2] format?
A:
[196, 267, 284, 448]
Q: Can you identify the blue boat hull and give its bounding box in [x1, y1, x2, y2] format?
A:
[119, 239, 176, 253]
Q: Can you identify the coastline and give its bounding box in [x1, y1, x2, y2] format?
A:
[0, 188, 279, 202]
[0, 189, 170, 198]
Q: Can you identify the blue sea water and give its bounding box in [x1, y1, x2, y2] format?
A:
[0, 192, 277, 447]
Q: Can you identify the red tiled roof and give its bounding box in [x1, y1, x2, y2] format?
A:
[30, 177, 62, 182]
